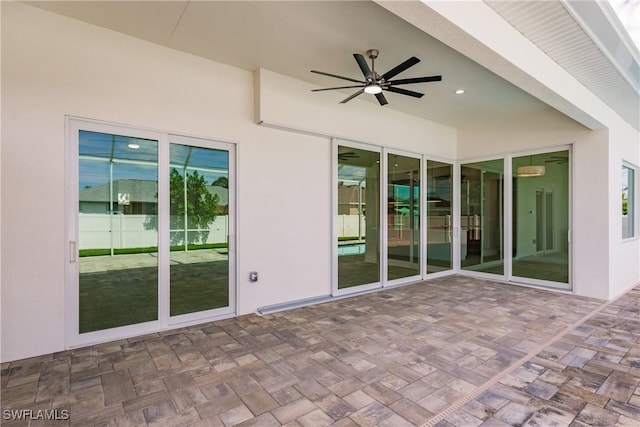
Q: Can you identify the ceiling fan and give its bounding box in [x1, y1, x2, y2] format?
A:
[311, 49, 442, 106]
[545, 156, 568, 164]
[338, 151, 359, 161]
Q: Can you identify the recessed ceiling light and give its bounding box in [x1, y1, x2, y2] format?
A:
[128, 143, 140, 149]
[455, 89, 465, 95]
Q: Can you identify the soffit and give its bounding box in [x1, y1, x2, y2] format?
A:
[486, 0, 639, 130]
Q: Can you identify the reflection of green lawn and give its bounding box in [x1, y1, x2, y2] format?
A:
[79, 259, 228, 333]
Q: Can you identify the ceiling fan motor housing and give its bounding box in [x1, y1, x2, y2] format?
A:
[310, 48, 442, 106]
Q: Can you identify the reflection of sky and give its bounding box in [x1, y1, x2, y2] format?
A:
[338, 165, 366, 181]
[80, 160, 227, 189]
[79, 131, 229, 189]
[609, 0, 640, 50]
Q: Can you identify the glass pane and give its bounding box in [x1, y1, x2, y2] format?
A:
[623, 165, 635, 238]
[461, 159, 504, 274]
[337, 146, 380, 288]
[170, 144, 229, 316]
[387, 154, 420, 280]
[78, 130, 158, 333]
[512, 151, 569, 284]
[427, 160, 453, 273]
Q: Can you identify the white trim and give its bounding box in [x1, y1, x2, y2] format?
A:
[453, 159, 461, 273]
[331, 140, 339, 296]
[504, 154, 513, 281]
[381, 147, 388, 286]
[622, 160, 638, 241]
[420, 154, 427, 279]
[426, 158, 455, 277]
[158, 133, 170, 327]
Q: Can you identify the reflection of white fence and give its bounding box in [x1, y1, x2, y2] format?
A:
[79, 214, 229, 249]
[622, 215, 630, 238]
[337, 215, 366, 238]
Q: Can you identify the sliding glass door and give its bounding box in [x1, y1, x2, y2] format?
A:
[336, 145, 381, 289]
[426, 160, 453, 273]
[169, 142, 231, 316]
[78, 131, 159, 333]
[69, 120, 235, 346]
[387, 153, 421, 282]
[459, 149, 571, 289]
[512, 150, 570, 287]
[460, 159, 504, 275]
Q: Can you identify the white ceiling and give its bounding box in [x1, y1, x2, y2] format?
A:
[23, 0, 630, 129]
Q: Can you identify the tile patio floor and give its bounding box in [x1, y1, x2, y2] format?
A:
[2, 276, 639, 426]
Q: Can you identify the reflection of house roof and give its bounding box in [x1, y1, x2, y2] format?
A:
[80, 179, 228, 205]
[338, 185, 366, 204]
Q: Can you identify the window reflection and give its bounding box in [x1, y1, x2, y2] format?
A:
[337, 146, 380, 289]
[78, 131, 159, 333]
[512, 151, 569, 284]
[169, 144, 230, 316]
[387, 154, 420, 281]
[460, 159, 504, 274]
[427, 161, 453, 273]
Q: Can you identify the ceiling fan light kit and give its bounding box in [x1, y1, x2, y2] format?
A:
[517, 165, 546, 177]
[311, 48, 442, 106]
[364, 85, 382, 94]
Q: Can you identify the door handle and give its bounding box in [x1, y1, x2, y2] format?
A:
[69, 241, 77, 263]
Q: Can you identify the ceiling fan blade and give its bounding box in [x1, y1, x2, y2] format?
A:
[340, 89, 365, 104]
[311, 85, 365, 92]
[385, 86, 424, 98]
[354, 53, 373, 80]
[311, 70, 364, 84]
[375, 93, 388, 106]
[389, 75, 442, 85]
[380, 56, 420, 80]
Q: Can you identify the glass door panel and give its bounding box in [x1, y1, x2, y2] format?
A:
[387, 154, 420, 281]
[512, 151, 569, 284]
[337, 146, 380, 289]
[426, 160, 453, 273]
[78, 130, 158, 333]
[460, 159, 504, 275]
[169, 144, 230, 316]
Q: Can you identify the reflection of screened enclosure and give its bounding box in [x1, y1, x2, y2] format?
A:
[337, 179, 366, 240]
[78, 131, 229, 255]
[169, 143, 229, 251]
[77, 128, 233, 333]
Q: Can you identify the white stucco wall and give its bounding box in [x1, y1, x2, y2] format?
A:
[0, 2, 456, 361]
[608, 120, 640, 299]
